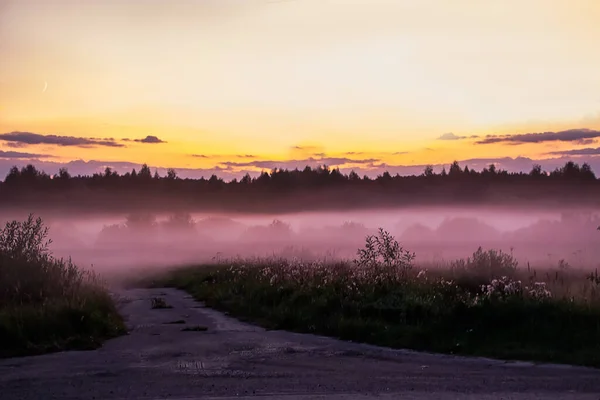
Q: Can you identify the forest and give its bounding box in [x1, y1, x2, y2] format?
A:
[0, 160, 598, 213]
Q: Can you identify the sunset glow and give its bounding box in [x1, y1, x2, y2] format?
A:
[1, 0, 600, 178]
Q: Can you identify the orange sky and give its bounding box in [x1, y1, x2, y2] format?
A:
[1, 0, 600, 175]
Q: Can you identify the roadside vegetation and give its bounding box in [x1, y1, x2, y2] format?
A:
[0, 215, 126, 358]
[155, 228, 600, 368]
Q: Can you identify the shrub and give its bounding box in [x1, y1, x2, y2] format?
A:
[450, 247, 518, 290]
[0, 214, 52, 263]
[355, 228, 415, 280]
[0, 214, 125, 357]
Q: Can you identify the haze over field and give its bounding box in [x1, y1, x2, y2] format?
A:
[0, 206, 593, 276]
[1, 0, 600, 279]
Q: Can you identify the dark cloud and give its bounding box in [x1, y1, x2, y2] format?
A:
[0, 131, 124, 148]
[547, 147, 600, 156]
[191, 154, 209, 158]
[5, 142, 27, 148]
[135, 135, 166, 144]
[0, 150, 48, 159]
[575, 138, 596, 145]
[393, 151, 410, 155]
[476, 128, 600, 145]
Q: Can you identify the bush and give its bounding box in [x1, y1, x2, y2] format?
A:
[355, 228, 415, 280]
[449, 247, 519, 291]
[0, 214, 125, 358]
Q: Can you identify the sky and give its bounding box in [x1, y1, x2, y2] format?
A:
[1, 0, 600, 179]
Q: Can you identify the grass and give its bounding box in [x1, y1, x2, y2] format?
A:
[152, 229, 600, 368]
[0, 215, 126, 358]
[150, 297, 172, 309]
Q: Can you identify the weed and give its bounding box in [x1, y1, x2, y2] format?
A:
[150, 297, 172, 309]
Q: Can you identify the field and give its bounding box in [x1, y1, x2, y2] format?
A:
[0, 215, 126, 358]
[4, 212, 600, 368]
[150, 228, 600, 368]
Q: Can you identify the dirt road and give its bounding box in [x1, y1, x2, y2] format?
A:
[2, 287, 600, 400]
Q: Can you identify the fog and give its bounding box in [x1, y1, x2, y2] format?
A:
[2, 207, 599, 277]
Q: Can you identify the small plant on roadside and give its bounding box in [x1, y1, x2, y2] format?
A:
[150, 297, 172, 309]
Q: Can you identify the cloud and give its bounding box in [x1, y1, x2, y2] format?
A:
[476, 128, 600, 145]
[5, 142, 28, 148]
[547, 147, 600, 156]
[575, 138, 596, 145]
[0, 150, 49, 159]
[438, 132, 465, 140]
[290, 145, 326, 156]
[135, 135, 166, 144]
[190, 154, 256, 159]
[0, 131, 124, 148]
[437, 133, 479, 141]
[292, 145, 318, 151]
[221, 157, 380, 170]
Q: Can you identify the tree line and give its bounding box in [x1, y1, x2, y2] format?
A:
[0, 160, 598, 213]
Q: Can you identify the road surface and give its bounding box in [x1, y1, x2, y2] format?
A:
[1, 287, 600, 399]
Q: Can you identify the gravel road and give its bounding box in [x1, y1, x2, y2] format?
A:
[1, 287, 600, 400]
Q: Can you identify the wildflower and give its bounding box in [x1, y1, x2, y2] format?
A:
[526, 282, 552, 300]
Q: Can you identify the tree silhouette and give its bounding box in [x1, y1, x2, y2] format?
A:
[0, 160, 598, 213]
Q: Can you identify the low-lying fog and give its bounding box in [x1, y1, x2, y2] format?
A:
[3, 207, 600, 275]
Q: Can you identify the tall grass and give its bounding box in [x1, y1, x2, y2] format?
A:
[158, 228, 600, 368]
[0, 215, 125, 358]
